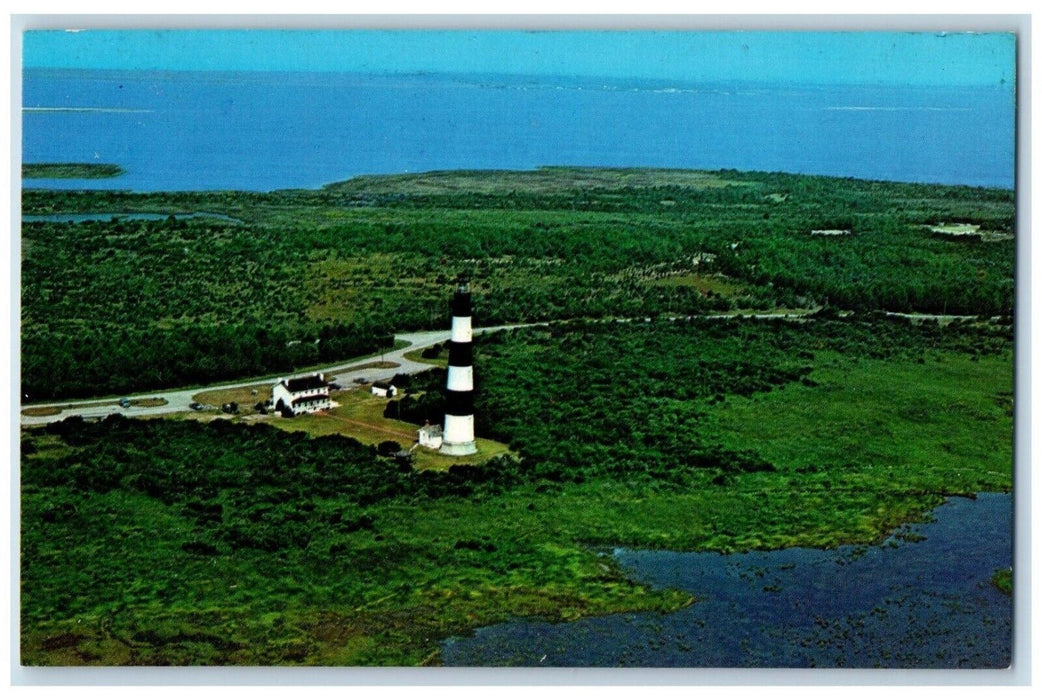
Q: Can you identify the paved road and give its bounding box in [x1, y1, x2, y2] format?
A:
[19, 325, 530, 426]
[19, 311, 823, 427]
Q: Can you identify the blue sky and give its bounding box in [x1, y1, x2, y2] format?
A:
[22, 30, 1015, 87]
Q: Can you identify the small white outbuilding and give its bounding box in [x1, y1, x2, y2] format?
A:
[418, 423, 443, 450]
[371, 382, 398, 398]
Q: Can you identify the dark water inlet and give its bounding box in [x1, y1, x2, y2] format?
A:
[441, 493, 1012, 668]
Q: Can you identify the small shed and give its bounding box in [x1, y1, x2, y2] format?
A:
[371, 382, 398, 398]
[418, 423, 443, 449]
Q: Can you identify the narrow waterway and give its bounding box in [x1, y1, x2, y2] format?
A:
[21, 211, 243, 224]
[441, 493, 1012, 668]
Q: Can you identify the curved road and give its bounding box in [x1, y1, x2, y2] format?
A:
[19, 325, 531, 426]
[19, 311, 824, 427]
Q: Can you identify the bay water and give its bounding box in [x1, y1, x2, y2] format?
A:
[441, 493, 1012, 668]
[22, 69, 1015, 192]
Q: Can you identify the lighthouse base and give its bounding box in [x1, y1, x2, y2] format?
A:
[439, 440, 477, 456]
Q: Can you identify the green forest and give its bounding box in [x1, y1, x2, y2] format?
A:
[22, 313, 1013, 664]
[20, 168, 1015, 665]
[21, 168, 1013, 400]
[392, 314, 1011, 490]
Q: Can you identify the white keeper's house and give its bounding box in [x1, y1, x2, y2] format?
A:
[272, 373, 331, 416]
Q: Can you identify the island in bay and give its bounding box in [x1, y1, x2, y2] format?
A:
[22, 162, 125, 180]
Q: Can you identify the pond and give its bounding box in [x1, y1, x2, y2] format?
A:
[441, 493, 1012, 668]
[21, 211, 243, 224]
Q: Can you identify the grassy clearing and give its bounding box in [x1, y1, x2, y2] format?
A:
[21, 406, 62, 417]
[404, 347, 448, 367]
[22, 398, 123, 416]
[128, 397, 167, 408]
[411, 438, 513, 472]
[707, 350, 1013, 484]
[262, 390, 513, 469]
[193, 384, 272, 409]
[335, 361, 401, 374]
[279, 391, 416, 441]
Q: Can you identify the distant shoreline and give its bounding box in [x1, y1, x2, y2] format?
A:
[20, 165, 1017, 198]
[22, 69, 1015, 192]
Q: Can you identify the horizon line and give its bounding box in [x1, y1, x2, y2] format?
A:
[21, 65, 1015, 90]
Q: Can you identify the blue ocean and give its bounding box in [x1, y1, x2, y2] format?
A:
[22, 69, 1015, 192]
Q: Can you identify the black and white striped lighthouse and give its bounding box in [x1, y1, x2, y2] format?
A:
[440, 281, 478, 455]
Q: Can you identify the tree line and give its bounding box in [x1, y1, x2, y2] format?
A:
[22, 170, 1014, 400]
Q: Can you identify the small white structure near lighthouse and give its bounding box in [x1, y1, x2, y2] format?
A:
[440, 282, 478, 455]
[418, 422, 444, 450]
[370, 381, 397, 398]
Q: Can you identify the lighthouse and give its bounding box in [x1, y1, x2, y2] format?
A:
[440, 281, 478, 455]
